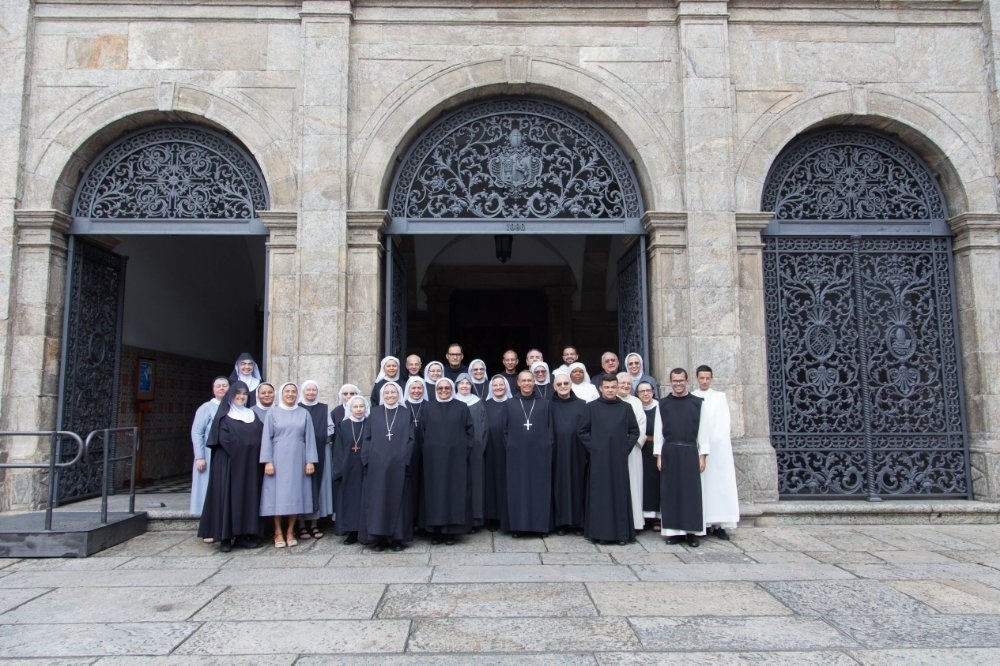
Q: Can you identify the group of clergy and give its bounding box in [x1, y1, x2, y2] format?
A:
[189, 347, 741, 552]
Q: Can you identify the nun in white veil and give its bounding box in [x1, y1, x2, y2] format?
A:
[569, 362, 599, 402]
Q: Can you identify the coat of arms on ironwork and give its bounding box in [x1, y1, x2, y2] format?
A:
[488, 129, 543, 190]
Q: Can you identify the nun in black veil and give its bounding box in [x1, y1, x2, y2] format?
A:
[197, 380, 265, 551]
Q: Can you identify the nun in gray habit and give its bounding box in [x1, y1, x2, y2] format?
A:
[260, 382, 318, 548]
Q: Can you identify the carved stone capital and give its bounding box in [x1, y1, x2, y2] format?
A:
[642, 211, 688, 250]
[735, 212, 771, 251]
[260, 211, 298, 249]
[14, 210, 71, 253]
[346, 210, 388, 250]
[950, 212, 1000, 253]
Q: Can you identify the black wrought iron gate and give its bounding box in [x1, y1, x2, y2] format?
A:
[761, 127, 969, 499]
[384, 236, 407, 360]
[56, 238, 126, 502]
[617, 237, 649, 367]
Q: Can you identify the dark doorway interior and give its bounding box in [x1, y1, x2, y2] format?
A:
[450, 289, 549, 366]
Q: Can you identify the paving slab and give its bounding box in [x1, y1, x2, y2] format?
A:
[754, 529, 837, 552]
[428, 552, 539, 566]
[326, 551, 431, 567]
[542, 552, 615, 565]
[848, 647, 1000, 664]
[219, 553, 334, 569]
[407, 617, 640, 652]
[630, 616, 858, 651]
[0, 587, 50, 614]
[802, 550, 883, 564]
[192, 583, 384, 621]
[0, 622, 195, 657]
[94, 532, 191, 557]
[595, 651, 859, 665]
[605, 551, 686, 566]
[888, 580, 1000, 614]
[631, 562, 857, 582]
[744, 551, 819, 564]
[871, 549, 959, 564]
[377, 582, 595, 618]
[838, 562, 998, 581]
[0, 585, 225, 623]
[829, 613, 1000, 648]
[759, 580, 935, 616]
[587, 581, 792, 617]
[0, 568, 214, 588]
[207, 565, 431, 585]
[175, 619, 410, 655]
[6, 556, 136, 571]
[95, 657, 297, 665]
[542, 534, 604, 552]
[298, 654, 597, 665]
[115, 555, 233, 570]
[432, 564, 638, 583]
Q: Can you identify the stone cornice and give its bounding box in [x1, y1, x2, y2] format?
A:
[13, 210, 71, 252]
[346, 210, 388, 249]
[260, 210, 298, 249]
[678, 0, 729, 19]
[642, 211, 688, 250]
[950, 212, 1000, 252]
[735, 212, 771, 250]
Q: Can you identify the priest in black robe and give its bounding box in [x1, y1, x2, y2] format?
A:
[360, 382, 415, 551]
[577, 374, 640, 545]
[550, 370, 588, 535]
[419, 378, 474, 544]
[657, 368, 710, 547]
[503, 370, 555, 536]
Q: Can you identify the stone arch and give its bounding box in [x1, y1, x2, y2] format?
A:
[349, 56, 679, 213]
[25, 84, 296, 213]
[735, 89, 991, 219]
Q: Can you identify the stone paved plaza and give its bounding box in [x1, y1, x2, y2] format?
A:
[1, 514, 999, 663]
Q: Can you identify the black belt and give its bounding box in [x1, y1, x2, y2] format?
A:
[665, 440, 697, 448]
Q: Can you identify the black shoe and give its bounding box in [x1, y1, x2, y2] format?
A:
[511, 532, 520, 538]
[219, 539, 233, 553]
[665, 535, 684, 545]
[616, 540, 627, 546]
[373, 542, 386, 552]
[444, 537, 457, 546]
[686, 534, 700, 548]
[556, 528, 567, 536]
[390, 541, 404, 552]
[714, 527, 730, 541]
[430, 537, 443, 545]
[343, 532, 358, 545]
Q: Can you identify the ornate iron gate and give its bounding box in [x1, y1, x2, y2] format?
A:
[384, 236, 407, 359]
[617, 237, 649, 367]
[762, 128, 969, 499]
[56, 238, 127, 502]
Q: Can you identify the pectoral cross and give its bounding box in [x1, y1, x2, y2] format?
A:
[386, 432, 393, 441]
[524, 421, 532, 431]
[351, 443, 361, 452]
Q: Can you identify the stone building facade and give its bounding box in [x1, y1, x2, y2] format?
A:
[1, 0, 998, 512]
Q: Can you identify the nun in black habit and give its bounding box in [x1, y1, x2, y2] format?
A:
[370, 356, 402, 406]
[404, 376, 429, 532]
[483, 374, 511, 532]
[299, 379, 334, 540]
[503, 370, 555, 537]
[419, 377, 474, 544]
[577, 373, 640, 545]
[332, 394, 369, 544]
[550, 370, 588, 535]
[229, 353, 263, 407]
[455, 373, 488, 529]
[359, 381, 415, 551]
[197, 381, 265, 551]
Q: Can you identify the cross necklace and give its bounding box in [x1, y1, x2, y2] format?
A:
[518, 398, 535, 431]
[384, 405, 398, 441]
[350, 420, 363, 452]
[409, 402, 423, 426]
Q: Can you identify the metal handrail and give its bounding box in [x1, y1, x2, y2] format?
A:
[0, 430, 85, 530]
[83, 427, 140, 524]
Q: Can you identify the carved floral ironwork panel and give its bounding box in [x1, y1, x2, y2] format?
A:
[73, 125, 268, 222]
[762, 128, 947, 221]
[389, 98, 642, 221]
[617, 237, 649, 367]
[57, 240, 126, 502]
[386, 238, 407, 359]
[762, 129, 967, 499]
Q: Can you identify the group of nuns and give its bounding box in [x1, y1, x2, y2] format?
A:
[191, 350, 663, 552]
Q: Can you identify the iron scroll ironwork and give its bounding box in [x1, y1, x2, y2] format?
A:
[616, 237, 649, 368]
[762, 128, 969, 499]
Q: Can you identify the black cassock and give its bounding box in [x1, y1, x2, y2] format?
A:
[332, 417, 367, 534]
[419, 399, 474, 534]
[503, 394, 554, 534]
[578, 397, 639, 543]
[406, 400, 426, 530]
[551, 392, 587, 530]
[466, 400, 488, 527]
[359, 404, 415, 544]
[641, 405, 661, 512]
[483, 399, 509, 529]
[198, 416, 264, 541]
[300, 401, 330, 514]
[658, 393, 705, 533]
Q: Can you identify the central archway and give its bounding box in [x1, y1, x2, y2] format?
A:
[385, 97, 648, 369]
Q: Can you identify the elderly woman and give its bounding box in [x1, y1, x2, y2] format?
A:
[404, 376, 428, 532]
[550, 370, 588, 535]
[190, 375, 229, 518]
[530, 361, 553, 399]
[419, 378, 474, 544]
[360, 382, 415, 551]
[568, 362, 599, 402]
[423, 361, 445, 400]
[467, 359, 489, 400]
[260, 383, 318, 548]
[198, 381, 264, 552]
[483, 374, 512, 531]
[624, 353, 657, 396]
[298, 380, 334, 540]
[333, 394, 370, 545]
[371, 356, 402, 406]
[455, 373, 488, 530]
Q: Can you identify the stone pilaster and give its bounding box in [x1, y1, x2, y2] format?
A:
[297, 0, 352, 387]
[951, 213, 1000, 501]
[1, 211, 71, 511]
[345, 211, 387, 394]
[735, 212, 778, 504]
[643, 211, 689, 394]
[260, 211, 299, 385]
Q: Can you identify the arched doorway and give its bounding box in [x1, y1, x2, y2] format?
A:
[385, 97, 647, 370]
[761, 128, 970, 500]
[59, 124, 269, 501]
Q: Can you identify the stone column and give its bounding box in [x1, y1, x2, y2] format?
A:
[260, 211, 299, 384]
[677, 0, 741, 384]
[1, 211, 71, 511]
[643, 211, 688, 395]
[296, 0, 352, 386]
[951, 213, 1000, 502]
[735, 213, 778, 504]
[345, 211, 387, 393]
